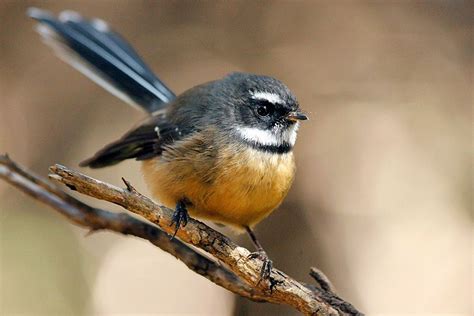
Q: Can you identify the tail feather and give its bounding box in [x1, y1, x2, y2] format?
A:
[28, 8, 175, 113]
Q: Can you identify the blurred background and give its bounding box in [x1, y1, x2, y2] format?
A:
[0, 1, 472, 315]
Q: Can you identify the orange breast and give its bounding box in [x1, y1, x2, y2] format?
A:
[141, 135, 295, 229]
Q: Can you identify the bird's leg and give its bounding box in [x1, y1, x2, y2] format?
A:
[245, 226, 273, 283]
[170, 198, 190, 239]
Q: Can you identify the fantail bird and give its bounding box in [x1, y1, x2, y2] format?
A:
[28, 8, 307, 280]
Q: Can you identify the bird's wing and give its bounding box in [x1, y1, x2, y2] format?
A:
[80, 114, 185, 168]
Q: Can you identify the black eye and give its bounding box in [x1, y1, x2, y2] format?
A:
[256, 102, 274, 117]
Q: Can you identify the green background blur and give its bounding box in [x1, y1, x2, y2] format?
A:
[0, 1, 472, 315]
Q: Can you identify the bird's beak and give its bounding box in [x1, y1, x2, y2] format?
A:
[287, 111, 308, 122]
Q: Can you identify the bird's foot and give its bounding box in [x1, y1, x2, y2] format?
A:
[169, 200, 189, 239]
[247, 250, 273, 284]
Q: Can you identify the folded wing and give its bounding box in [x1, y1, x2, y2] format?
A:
[80, 115, 182, 168]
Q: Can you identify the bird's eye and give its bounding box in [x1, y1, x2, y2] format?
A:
[256, 102, 274, 117]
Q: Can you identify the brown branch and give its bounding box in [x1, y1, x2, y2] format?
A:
[0, 154, 363, 316]
[0, 155, 262, 301]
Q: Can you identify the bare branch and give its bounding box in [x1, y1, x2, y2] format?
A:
[310, 267, 336, 293]
[0, 155, 263, 301]
[0, 154, 363, 315]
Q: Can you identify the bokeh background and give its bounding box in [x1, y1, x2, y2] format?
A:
[0, 1, 472, 315]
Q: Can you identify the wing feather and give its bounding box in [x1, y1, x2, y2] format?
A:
[80, 116, 182, 168]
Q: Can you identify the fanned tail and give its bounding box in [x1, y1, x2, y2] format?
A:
[28, 8, 175, 113]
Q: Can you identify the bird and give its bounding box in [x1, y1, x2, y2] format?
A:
[28, 8, 308, 280]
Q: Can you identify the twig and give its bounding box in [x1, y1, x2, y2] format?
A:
[0, 154, 363, 316]
[310, 267, 335, 293]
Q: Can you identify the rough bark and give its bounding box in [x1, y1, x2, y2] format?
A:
[0, 154, 363, 316]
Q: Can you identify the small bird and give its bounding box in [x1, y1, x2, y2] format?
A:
[28, 8, 307, 280]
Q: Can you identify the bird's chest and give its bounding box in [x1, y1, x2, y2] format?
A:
[210, 147, 295, 221]
[142, 141, 295, 228]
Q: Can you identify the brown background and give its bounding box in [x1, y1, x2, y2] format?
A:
[0, 1, 472, 315]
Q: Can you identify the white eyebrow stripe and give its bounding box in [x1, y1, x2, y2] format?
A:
[249, 91, 283, 104]
[236, 122, 299, 147]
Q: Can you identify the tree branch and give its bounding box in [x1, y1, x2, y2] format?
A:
[0, 154, 363, 316]
[0, 154, 261, 300]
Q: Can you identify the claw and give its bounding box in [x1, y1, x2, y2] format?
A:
[169, 200, 189, 239]
[247, 250, 273, 284]
[269, 276, 283, 293]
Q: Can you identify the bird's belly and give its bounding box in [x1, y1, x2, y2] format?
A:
[142, 147, 295, 229]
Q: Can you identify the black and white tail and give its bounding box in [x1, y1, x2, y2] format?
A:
[28, 8, 176, 113]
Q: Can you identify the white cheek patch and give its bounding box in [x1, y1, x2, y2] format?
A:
[249, 91, 283, 104]
[285, 122, 299, 145]
[237, 127, 280, 146]
[236, 122, 299, 147]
